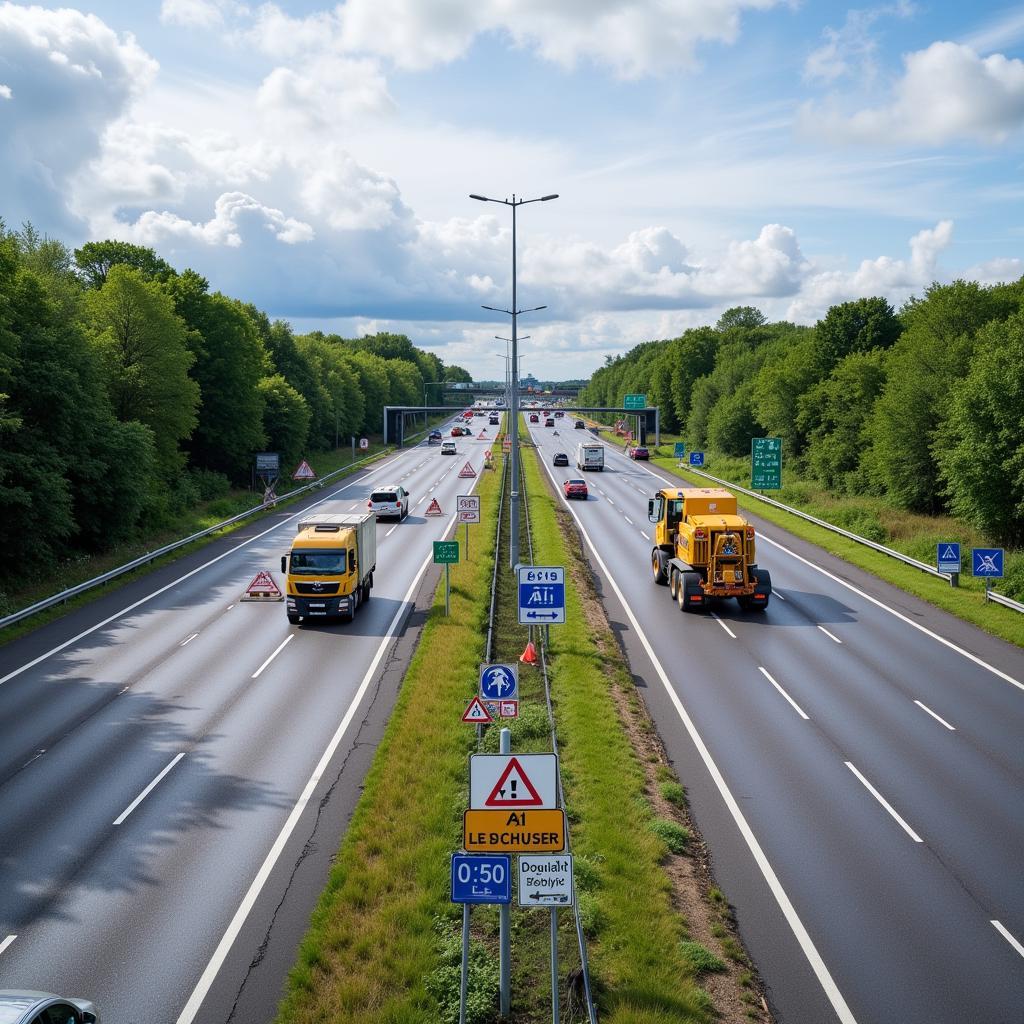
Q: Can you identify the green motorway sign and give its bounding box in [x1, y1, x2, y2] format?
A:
[751, 437, 782, 490]
[623, 394, 646, 410]
[433, 540, 460, 564]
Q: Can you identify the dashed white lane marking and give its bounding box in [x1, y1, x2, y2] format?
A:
[180, 633, 199, 647]
[607, 497, 615, 506]
[624, 515, 634, 525]
[845, 762, 923, 843]
[992, 921, 1024, 959]
[817, 625, 843, 644]
[251, 634, 294, 679]
[386, 525, 398, 537]
[913, 700, 956, 731]
[773, 591, 786, 601]
[416, 496, 426, 506]
[759, 667, 810, 720]
[0, 935, 16, 956]
[640, 530, 650, 540]
[113, 752, 186, 826]
[710, 612, 737, 639]
[226, 604, 235, 611]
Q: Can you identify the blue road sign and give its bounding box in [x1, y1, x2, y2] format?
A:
[937, 542, 961, 573]
[689, 451, 705, 467]
[972, 548, 1004, 578]
[673, 442, 686, 459]
[518, 565, 566, 625]
[480, 664, 518, 701]
[451, 853, 512, 904]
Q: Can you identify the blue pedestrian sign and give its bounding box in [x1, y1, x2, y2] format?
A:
[480, 663, 518, 701]
[689, 451, 705, 467]
[937, 543, 961, 573]
[972, 548, 1004, 578]
[518, 565, 566, 625]
[673, 442, 686, 459]
[451, 853, 512, 904]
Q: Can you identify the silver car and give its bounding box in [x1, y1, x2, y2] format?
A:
[368, 485, 409, 520]
[0, 991, 99, 1023]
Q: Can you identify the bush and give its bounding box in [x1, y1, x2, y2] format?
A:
[679, 940, 726, 976]
[659, 781, 686, 807]
[424, 924, 499, 1024]
[479, 703, 550, 751]
[650, 818, 690, 854]
[190, 467, 231, 501]
[576, 892, 607, 937]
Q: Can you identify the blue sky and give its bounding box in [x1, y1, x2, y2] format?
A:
[2, 1, 1023, 380]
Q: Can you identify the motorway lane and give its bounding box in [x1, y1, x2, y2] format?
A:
[0, 413, 498, 1023]
[530, 422, 1024, 1024]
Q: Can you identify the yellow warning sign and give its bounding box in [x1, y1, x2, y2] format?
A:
[463, 809, 566, 853]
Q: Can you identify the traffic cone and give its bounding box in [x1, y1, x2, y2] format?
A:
[520, 640, 538, 665]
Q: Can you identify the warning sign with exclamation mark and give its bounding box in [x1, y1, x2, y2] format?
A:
[469, 753, 558, 810]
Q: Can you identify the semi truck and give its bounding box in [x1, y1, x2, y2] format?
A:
[281, 513, 376, 624]
[648, 487, 770, 612]
[575, 443, 604, 471]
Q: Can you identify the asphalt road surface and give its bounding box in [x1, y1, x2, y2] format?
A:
[529, 418, 1024, 1024]
[0, 411, 498, 1024]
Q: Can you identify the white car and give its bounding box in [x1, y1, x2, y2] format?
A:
[441, 441, 457, 455]
[368, 485, 409, 520]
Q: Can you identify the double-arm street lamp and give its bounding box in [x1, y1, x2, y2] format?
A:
[471, 192, 558, 569]
[496, 335, 527, 405]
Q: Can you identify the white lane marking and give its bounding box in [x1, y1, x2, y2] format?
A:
[773, 590, 786, 601]
[386, 525, 398, 537]
[817, 625, 843, 644]
[639, 530, 650, 540]
[618, 458, 1024, 693]
[416, 496, 426, 506]
[0, 447, 411, 688]
[179, 633, 199, 647]
[606, 496, 615, 505]
[226, 604, 235, 611]
[251, 634, 294, 679]
[535, 452, 859, 1024]
[992, 921, 1024, 959]
[0, 935, 15, 956]
[175, 546, 439, 1024]
[710, 612, 737, 639]
[844, 762, 922, 843]
[759, 667, 810, 720]
[913, 700, 956, 731]
[113, 752, 186, 826]
[624, 516, 634, 526]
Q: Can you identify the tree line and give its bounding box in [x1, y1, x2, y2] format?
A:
[0, 223, 471, 573]
[580, 283, 1024, 547]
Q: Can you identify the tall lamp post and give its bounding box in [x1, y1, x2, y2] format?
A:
[496, 335, 527, 408]
[471, 192, 558, 569]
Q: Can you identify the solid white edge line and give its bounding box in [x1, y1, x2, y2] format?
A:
[113, 752, 186, 826]
[774, 591, 786, 601]
[913, 700, 956, 731]
[534, 448, 859, 1024]
[710, 612, 737, 639]
[759, 667, 810, 720]
[992, 920, 1024, 959]
[817, 626, 843, 644]
[0, 448, 411, 688]
[844, 762, 923, 843]
[251, 634, 294, 679]
[622, 458, 1024, 694]
[0, 935, 16, 956]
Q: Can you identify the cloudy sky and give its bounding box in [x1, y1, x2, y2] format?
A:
[2, 1, 1023, 380]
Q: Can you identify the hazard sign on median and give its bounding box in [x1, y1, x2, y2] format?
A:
[470, 753, 558, 809]
[462, 697, 493, 724]
[241, 571, 284, 602]
[464, 809, 566, 853]
[291, 459, 316, 480]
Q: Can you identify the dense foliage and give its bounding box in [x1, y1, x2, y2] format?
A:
[0, 221, 468, 577]
[580, 289, 1024, 546]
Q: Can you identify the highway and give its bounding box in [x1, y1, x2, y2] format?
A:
[0, 412, 497, 1024]
[528, 417, 1024, 1024]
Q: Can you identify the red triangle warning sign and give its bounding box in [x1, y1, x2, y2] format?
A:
[458, 461, 477, 478]
[484, 756, 544, 807]
[242, 570, 284, 602]
[462, 697, 493, 724]
[477, 430, 488, 439]
[425, 498, 444, 516]
[292, 459, 316, 480]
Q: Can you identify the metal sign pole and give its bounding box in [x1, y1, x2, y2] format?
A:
[459, 903, 470, 1024]
[465, 521, 470, 561]
[446, 564, 451, 616]
[550, 908, 560, 1024]
[499, 727, 511, 1018]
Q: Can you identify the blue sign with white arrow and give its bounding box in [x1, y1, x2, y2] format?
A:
[517, 565, 566, 625]
[480, 663, 518, 701]
[689, 451, 705, 467]
[972, 548, 1004, 577]
[937, 542, 961, 573]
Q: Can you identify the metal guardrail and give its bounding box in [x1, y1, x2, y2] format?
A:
[673, 461, 1024, 615]
[0, 446, 395, 632]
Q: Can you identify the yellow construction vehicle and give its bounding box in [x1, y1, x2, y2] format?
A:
[648, 487, 771, 612]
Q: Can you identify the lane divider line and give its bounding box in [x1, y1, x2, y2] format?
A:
[624, 516, 634, 526]
[180, 633, 199, 647]
[817, 626, 843, 644]
[710, 612, 737, 639]
[759, 667, 810, 720]
[844, 762, 923, 843]
[992, 920, 1024, 959]
[113, 752, 186, 826]
[913, 700, 956, 731]
[773, 591, 786, 602]
[534, 446, 859, 1024]
[0, 935, 15, 956]
[251, 634, 294, 679]
[386, 525, 398, 537]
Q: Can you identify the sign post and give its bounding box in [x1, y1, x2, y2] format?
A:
[517, 566, 566, 626]
[519, 854, 574, 1024]
[433, 540, 459, 615]
[937, 542, 961, 587]
[972, 547, 1004, 600]
[458, 495, 480, 561]
[623, 394, 646, 410]
[689, 451, 705, 468]
[673, 441, 686, 464]
[751, 437, 782, 490]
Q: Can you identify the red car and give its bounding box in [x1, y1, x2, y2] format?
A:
[563, 478, 588, 500]
[627, 446, 649, 460]
[529, 414, 539, 423]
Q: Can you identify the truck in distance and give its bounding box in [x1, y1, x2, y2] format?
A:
[648, 488, 770, 612]
[575, 442, 604, 471]
[281, 513, 377, 624]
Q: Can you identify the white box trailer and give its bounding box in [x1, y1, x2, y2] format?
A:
[576, 443, 604, 471]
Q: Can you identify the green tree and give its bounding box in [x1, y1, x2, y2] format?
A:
[751, 329, 819, 457]
[670, 328, 718, 430]
[813, 297, 902, 369]
[258, 374, 311, 468]
[74, 240, 175, 289]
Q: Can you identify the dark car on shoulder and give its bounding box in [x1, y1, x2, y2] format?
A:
[627, 445, 649, 460]
[553, 452, 569, 466]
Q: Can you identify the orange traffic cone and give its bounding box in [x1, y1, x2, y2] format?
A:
[520, 640, 538, 665]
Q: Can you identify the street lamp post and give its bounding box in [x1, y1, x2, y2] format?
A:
[472, 192, 558, 570]
[496, 335, 527, 409]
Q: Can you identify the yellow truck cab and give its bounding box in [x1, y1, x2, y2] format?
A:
[648, 487, 770, 612]
[281, 513, 376, 624]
